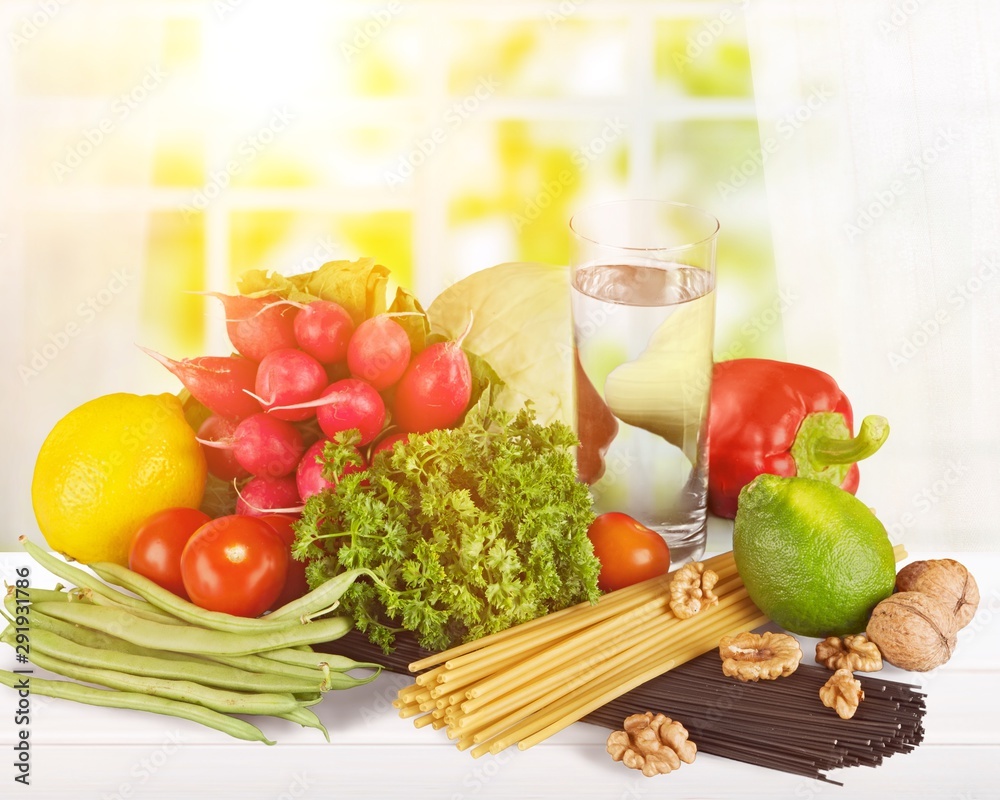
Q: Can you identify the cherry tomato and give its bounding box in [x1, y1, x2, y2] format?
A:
[586, 512, 671, 592]
[128, 507, 212, 600]
[259, 514, 310, 610]
[180, 515, 288, 617]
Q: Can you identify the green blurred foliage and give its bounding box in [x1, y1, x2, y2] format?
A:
[655, 17, 755, 97]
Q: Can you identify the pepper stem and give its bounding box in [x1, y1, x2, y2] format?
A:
[808, 415, 889, 466]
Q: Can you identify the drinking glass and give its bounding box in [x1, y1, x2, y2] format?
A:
[570, 200, 719, 564]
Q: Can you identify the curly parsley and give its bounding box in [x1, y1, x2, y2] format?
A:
[292, 399, 600, 652]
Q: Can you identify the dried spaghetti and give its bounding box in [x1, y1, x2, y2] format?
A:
[325, 546, 920, 782]
[584, 652, 925, 784]
[394, 551, 769, 756]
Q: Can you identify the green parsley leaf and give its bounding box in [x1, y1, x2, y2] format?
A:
[292, 401, 600, 652]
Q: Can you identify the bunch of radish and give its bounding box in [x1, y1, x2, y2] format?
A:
[144, 292, 474, 518]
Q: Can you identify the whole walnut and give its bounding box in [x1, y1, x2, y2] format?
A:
[895, 559, 979, 630]
[866, 591, 957, 671]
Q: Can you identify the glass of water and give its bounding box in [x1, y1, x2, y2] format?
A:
[570, 200, 719, 564]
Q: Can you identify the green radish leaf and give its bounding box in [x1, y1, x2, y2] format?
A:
[237, 258, 431, 352]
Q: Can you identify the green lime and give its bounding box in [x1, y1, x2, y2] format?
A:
[733, 474, 896, 637]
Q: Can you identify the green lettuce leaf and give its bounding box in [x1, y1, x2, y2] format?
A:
[426, 262, 573, 427]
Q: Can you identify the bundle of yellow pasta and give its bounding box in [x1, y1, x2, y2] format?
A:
[394, 550, 767, 756]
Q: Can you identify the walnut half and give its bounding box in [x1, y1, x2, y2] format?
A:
[816, 635, 883, 672]
[719, 631, 802, 681]
[606, 712, 697, 777]
[820, 669, 865, 719]
[669, 562, 719, 619]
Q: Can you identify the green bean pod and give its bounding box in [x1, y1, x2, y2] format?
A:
[5, 586, 82, 605]
[320, 669, 383, 690]
[278, 707, 330, 742]
[8, 598, 196, 664]
[15, 627, 325, 695]
[84, 589, 188, 625]
[265, 568, 376, 622]
[18, 537, 150, 612]
[199, 652, 330, 683]
[90, 562, 367, 635]
[15, 599, 332, 687]
[12, 643, 303, 716]
[31, 602, 353, 656]
[0, 669, 274, 745]
[260, 646, 382, 673]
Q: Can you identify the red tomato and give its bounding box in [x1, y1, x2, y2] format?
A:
[180, 515, 289, 617]
[586, 512, 671, 592]
[259, 514, 311, 610]
[129, 507, 212, 600]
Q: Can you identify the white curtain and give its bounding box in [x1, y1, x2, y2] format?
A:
[745, 0, 1000, 550]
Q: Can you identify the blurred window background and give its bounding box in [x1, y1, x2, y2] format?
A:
[0, 1, 780, 542]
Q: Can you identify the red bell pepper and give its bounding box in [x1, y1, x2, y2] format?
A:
[708, 358, 888, 518]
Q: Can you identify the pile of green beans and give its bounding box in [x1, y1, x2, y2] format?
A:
[0, 538, 384, 744]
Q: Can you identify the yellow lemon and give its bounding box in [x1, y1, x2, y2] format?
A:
[31, 393, 207, 566]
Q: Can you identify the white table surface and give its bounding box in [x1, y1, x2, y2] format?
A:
[2, 523, 998, 800]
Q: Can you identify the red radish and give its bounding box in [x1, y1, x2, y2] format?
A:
[200, 413, 305, 478]
[317, 379, 386, 445]
[293, 301, 355, 364]
[252, 348, 328, 422]
[235, 474, 302, 516]
[393, 338, 473, 433]
[258, 514, 310, 608]
[141, 348, 261, 420]
[268, 378, 386, 445]
[295, 439, 367, 500]
[197, 416, 250, 481]
[372, 432, 410, 458]
[347, 316, 411, 390]
[210, 293, 299, 363]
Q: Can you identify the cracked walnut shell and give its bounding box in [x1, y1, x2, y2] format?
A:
[669, 562, 719, 619]
[816, 635, 883, 672]
[820, 669, 865, 719]
[606, 712, 697, 777]
[719, 631, 802, 681]
[866, 591, 957, 671]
